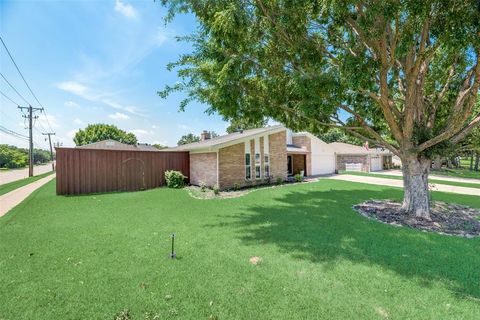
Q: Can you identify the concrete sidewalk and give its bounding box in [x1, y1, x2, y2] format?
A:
[370, 169, 480, 184]
[328, 174, 480, 196]
[0, 174, 55, 217]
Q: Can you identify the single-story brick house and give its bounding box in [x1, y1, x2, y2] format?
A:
[165, 126, 288, 189]
[165, 126, 392, 189]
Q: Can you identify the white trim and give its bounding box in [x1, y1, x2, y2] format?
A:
[216, 150, 219, 187]
[264, 134, 269, 154]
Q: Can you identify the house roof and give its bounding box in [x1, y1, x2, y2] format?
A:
[329, 142, 391, 155]
[76, 139, 159, 151]
[164, 125, 285, 152]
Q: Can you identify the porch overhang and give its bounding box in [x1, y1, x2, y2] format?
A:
[287, 145, 310, 154]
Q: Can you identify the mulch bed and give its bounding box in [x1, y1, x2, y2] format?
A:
[353, 200, 480, 238]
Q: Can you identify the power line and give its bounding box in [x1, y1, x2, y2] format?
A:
[0, 90, 22, 107]
[0, 124, 29, 141]
[0, 36, 55, 135]
[0, 36, 44, 109]
[0, 72, 30, 105]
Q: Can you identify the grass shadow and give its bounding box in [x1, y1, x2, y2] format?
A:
[206, 185, 480, 300]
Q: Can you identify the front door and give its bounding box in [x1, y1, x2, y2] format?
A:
[287, 155, 293, 175]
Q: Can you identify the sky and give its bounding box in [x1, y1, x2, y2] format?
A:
[0, 0, 228, 149]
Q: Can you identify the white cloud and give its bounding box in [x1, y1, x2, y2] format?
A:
[177, 124, 189, 130]
[73, 118, 84, 125]
[129, 129, 153, 136]
[64, 101, 79, 108]
[37, 114, 59, 129]
[108, 112, 130, 120]
[114, 0, 137, 19]
[57, 81, 88, 95]
[67, 129, 77, 138]
[57, 81, 146, 117]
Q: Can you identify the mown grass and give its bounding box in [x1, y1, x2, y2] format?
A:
[0, 179, 479, 319]
[0, 171, 54, 196]
[340, 171, 480, 189]
[431, 167, 480, 180]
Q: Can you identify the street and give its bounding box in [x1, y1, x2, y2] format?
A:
[0, 163, 54, 185]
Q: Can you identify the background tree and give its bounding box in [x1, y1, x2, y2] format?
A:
[160, 0, 480, 218]
[73, 124, 137, 146]
[0, 145, 28, 168]
[317, 128, 362, 145]
[153, 143, 168, 150]
[226, 118, 268, 133]
[177, 133, 200, 145]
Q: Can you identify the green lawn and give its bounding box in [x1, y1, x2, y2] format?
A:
[0, 171, 54, 196]
[339, 171, 480, 189]
[431, 167, 480, 180]
[1, 180, 479, 319]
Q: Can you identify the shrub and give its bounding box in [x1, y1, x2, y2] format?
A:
[294, 174, 303, 182]
[276, 177, 284, 185]
[233, 183, 240, 191]
[200, 182, 207, 192]
[165, 170, 187, 188]
[213, 185, 220, 195]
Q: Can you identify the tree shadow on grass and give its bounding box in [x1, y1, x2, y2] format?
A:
[206, 187, 480, 300]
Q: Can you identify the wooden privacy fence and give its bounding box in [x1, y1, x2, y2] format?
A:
[55, 148, 189, 195]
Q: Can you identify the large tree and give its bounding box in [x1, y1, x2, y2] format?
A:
[73, 124, 137, 146]
[159, 0, 480, 218]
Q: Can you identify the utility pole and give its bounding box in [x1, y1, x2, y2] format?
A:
[18, 105, 42, 177]
[42, 132, 55, 171]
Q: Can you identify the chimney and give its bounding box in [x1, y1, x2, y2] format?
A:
[200, 130, 211, 141]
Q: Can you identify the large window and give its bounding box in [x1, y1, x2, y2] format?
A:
[255, 153, 261, 179]
[245, 153, 251, 180]
[264, 154, 270, 178]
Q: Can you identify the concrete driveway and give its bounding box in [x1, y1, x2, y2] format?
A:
[0, 163, 54, 185]
[328, 174, 480, 196]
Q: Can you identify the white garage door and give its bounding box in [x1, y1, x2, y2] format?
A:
[370, 156, 382, 172]
[311, 155, 336, 175]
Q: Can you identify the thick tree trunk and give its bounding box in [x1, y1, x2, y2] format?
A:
[432, 155, 442, 170]
[475, 153, 479, 171]
[401, 156, 431, 219]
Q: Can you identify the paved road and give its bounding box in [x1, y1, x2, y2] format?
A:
[0, 163, 54, 185]
[0, 174, 55, 217]
[370, 169, 480, 184]
[328, 174, 480, 196]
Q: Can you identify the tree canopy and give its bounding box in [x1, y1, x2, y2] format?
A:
[159, 0, 480, 217]
[226, 118, 268, 133]
[73, 124, 137, 146]
[177, 133, 200, 145]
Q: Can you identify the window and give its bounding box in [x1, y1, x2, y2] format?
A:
[255, 153, 261, 179]
[264, 154, 270, 178]
[245, 153, 251, 180]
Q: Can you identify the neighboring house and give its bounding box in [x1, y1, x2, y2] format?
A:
[329, 142, 393, 172]
[165, 126, 288, 189]
[286, 130, 336, 176]
[76, 140, 159, 151]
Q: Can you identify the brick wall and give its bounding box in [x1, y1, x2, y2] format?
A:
[269, 131, 287, 182]
[218, 142, 245, 189]
[292, 135, 311, 175]
[336, 154, 369, 172]
[217, 130, 287, 189]
[190, 152, 217, 187]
